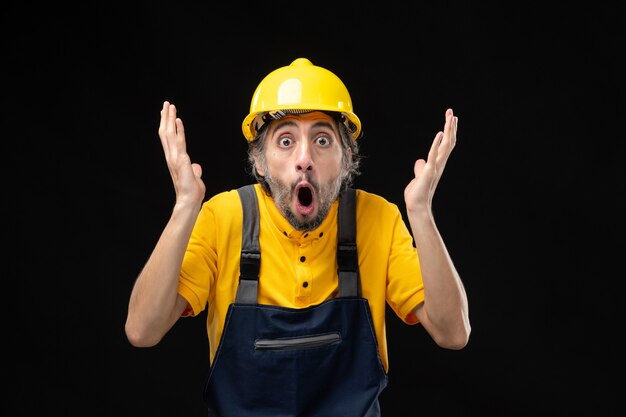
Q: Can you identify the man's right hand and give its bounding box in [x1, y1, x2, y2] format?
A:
[158, 101, 206, 207]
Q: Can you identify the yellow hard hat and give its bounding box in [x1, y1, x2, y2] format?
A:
[242, 58, 362, 141]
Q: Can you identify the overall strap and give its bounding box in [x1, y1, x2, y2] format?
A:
[235, 185, 261, 304]
[235, 185, 361, 303]
[337, 187, 361, 297]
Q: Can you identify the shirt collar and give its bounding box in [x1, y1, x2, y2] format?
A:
[259, 186, 338, 242]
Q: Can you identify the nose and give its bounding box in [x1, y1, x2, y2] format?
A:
[295, 140, 313, 172]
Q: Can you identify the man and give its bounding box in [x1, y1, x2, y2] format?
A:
[125, 57, 470, 417]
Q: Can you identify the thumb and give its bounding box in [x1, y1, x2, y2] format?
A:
[191, 163, 203, 178]
[413, 159, 426, 178]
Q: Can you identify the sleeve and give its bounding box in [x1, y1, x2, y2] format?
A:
[178, 201, 219, 317]
[385, 204, 425, 325]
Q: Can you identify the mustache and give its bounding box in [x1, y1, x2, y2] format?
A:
[290, 174, 319, 194]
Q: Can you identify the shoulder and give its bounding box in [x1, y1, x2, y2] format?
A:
[201, 186, 259, 222]
[205, 188, 243, 210]
[355, 189, 401, 214]
[354, 188, 404, 232]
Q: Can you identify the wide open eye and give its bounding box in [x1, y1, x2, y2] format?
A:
[315, 135, 330, 147]
[279, 137, 293, 147]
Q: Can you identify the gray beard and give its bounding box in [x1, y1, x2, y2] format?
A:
[265, 171, 344, 232]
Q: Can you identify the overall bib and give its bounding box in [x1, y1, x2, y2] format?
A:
[204, 185, 388, 417]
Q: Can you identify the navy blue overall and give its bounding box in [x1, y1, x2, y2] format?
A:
[203, 185, 388, 417]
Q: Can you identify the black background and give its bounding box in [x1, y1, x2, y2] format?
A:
[6, 3, 623, 417]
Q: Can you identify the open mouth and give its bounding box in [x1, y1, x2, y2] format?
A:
[295, 183, 315, 216]
[297, 185, 313, 207]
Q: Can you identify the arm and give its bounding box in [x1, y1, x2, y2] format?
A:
[405, 108, 471, 349]
[125, 101, 206, 348]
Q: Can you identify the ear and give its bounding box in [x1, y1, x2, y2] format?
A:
[254, 154, 265, 176]
[344, 146, 353, 169]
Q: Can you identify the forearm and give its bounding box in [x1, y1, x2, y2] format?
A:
[125, 201, 201, 347]
[409, 210, 470, 349]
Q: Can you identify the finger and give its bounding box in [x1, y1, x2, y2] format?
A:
[165, 104, 179, 158]
[427, 131, 445, 189]
[158, 101, 171, 154]
[175, 117, 187, 154]
[426, 131, 443, 165]
[435, 109, 457, 169]
[191, 163, 202, 179]
[413, 158, 426, 178]
[167, 103, 178, 136]
[159, 101, 170, 130]
[442, 108, 457, 150]
[431, 109, 458, 189]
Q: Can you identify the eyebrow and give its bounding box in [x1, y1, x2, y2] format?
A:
[273, 120, 336, 132]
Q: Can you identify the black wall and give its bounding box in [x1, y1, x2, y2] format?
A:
[6, 3, 622, 416]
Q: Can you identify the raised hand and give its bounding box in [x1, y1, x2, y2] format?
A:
[404, 108, 458, 216]
[158, 101, 206, 207]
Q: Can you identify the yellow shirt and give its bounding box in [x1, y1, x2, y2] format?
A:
[178, 183, 424, 372]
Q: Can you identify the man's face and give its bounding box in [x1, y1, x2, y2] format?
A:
[255, 111, 349, 231]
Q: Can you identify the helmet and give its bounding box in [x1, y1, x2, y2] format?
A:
[242, 58, 362, 141]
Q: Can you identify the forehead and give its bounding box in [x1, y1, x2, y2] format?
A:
[268, 111, 339, 133]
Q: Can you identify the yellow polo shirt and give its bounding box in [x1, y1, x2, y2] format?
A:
[178, 183, 424, 372]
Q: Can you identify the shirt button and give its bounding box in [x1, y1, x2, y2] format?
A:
[302, 281, 309, 288]
[300, 256, 306, 262]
